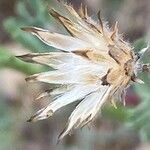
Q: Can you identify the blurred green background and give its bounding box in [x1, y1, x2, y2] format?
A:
[0, 0, 150, 150]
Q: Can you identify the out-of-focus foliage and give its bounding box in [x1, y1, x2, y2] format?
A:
[1, 0, 150, 149]
[3, 0, 53, 52]
[0, 95, 15, 150]
[127, 38, 150, 141]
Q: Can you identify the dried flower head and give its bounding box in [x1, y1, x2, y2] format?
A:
[17, 2, 150, 140]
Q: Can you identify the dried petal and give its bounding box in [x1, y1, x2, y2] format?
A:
[17, 2, 149, 141]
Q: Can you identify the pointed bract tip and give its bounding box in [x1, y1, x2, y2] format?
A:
[134, 78, 144, 84]
[21, 27, 46, 34]
[131, 75, 144, 84]
[138, 43, 149, 57]
[97, 10, 103, 31]
[15, 55, 24, 60]
[110, 21, 119, 40]
[21, 27, 33, 32]
[48, 8, 58, 17]
[15, 54, 34, 63]
[78, 3, 88, 19]
[27, 118, 33, 122]
[57, 126, 68, 141]
[20, 27, 39, 35]
[25, 75, 37, 82]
